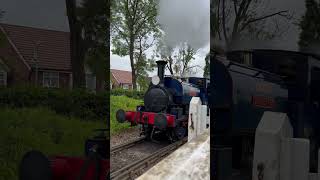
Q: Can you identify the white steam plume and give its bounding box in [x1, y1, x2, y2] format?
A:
[157, 0, 210, 51]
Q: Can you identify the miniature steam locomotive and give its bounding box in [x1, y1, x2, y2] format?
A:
[212, 50, 320, 177]
[116, 60, 210, 142]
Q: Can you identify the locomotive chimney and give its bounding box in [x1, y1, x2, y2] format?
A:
[156, 60, 167, 82]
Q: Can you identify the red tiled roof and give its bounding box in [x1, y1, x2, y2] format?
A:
[111, 69, 132, 84]
[0, 23, 71, 71]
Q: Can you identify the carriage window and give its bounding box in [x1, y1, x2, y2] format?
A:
[243, 52, 252, 66]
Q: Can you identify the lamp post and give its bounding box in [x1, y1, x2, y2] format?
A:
[33, 41, 41, 86]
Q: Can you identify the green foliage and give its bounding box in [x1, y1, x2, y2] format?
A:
[137, 76, 150, 91]
[111, 0, 161, 89]
[203, 53, 210, 78]
[111, 88, 145, 99]
[298, 0, 320, 50]
[0, 108, 105, 180]
[110, 96, 142, 135]
[78, 0, 109, 82]
[0, 87, 109, 121]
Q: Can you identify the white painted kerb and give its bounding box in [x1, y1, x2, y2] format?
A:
[136, 130, 210, 180]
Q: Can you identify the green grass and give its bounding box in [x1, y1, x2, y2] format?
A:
[0, 108, 105, 180]
[110, 95, 143, 135]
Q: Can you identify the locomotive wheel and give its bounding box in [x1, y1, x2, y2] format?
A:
[19, 150, 52, 180]
[144, 127, 153, 140]
[174, 126, 187, 140]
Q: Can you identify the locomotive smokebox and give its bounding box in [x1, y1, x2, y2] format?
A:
[156, 60, 167, 82]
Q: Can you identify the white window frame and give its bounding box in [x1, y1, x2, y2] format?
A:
[122, 84, 129, 90]
[43, 71, 59, 88]
[0, 70, 7, 87]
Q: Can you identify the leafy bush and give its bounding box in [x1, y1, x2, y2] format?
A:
[0, 108, 106, 180]
[110, 88, 145, 99]
[0, 87, 109, 121]
[110, 96, 143, 135]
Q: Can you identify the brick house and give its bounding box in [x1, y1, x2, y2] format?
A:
[110, 69, 152, 91]
[111, 69, 134, 90]
[0, 23, 99, 91]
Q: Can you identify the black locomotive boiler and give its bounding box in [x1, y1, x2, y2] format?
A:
[211, 50, 320, 177]
[116, 60, 209, 142]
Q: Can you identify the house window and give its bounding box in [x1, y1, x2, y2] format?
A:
[43, 71, 59, 88]
[123, 84, 129, 90]
[86, 73, 96, 91]
[0, 70, 7, 87]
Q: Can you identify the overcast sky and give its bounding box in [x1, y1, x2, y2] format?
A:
[0, 0, 307, 77]
[0, 0, 69, 31]
[111, 0, 210, 77]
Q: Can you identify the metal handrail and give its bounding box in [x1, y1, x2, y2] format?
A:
[227, 61, 282, 78]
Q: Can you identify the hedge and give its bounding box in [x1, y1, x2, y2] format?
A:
[110, 88, 145, 99]
[0, 87, 109, 121]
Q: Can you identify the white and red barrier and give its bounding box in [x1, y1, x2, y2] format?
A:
[188, 97, 210, 142]
[252, 111, 320, 180]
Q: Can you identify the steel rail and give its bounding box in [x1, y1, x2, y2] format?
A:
[110, 138, 187, 180]
[111, 136, 146, 154]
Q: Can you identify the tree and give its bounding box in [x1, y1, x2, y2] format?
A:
[155, 40, 199, 77]
[0, 10, 5, 46]
[110, 0, 160, 90]
[77, 0, 110, 92]
[65, 0, 109, 90]
[213, 0, 292, 48]
[203, 53, 210, 78]
[65, 0, 86, 88]
[298, 0, 320, 51]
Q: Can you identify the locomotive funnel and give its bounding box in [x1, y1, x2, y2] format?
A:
[156, 60, 167, 82]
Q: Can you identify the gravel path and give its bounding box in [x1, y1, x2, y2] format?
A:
[110, 128, 171, 172]
[110, 141, 169, 172]
[111, 127, 141, 147]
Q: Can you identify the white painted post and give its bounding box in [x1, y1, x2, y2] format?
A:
[280, 138, 292, 180]
[291, 138, 309, 180]
[252, 112, 293, 180]
[308, 173, 318, 180]
[318, 149, 320, 175]
[196, 99, 202, 136]
[200, 105, 207, 133]
[206, 107, 210, 128]
[188, 97, 201, 142]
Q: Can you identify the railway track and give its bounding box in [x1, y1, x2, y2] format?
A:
[110, 137, 187, 180]
[111, 136, 146, 154]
